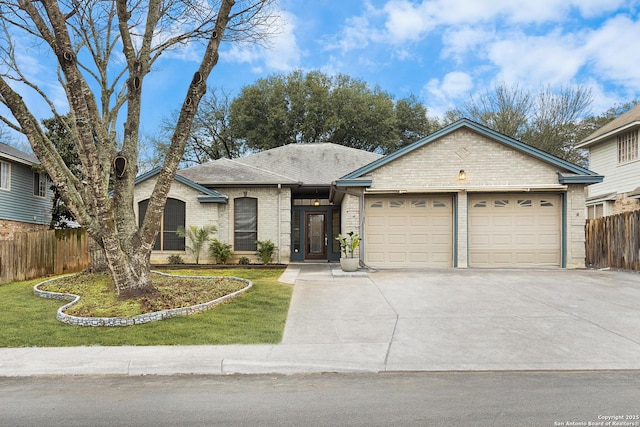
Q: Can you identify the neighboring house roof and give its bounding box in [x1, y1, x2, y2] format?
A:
[577, 104, 640, 148]
[236, 143, 382, 185]
[0, 142, 39, 166]
[178, 158, 299, 186]
[135, 167, 228, 203]
[339, 118, 603, 185]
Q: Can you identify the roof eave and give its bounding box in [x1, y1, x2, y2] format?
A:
[557, 173, 604, 184]
[577, 121, 640, 149]
[334, 179, 373, 187]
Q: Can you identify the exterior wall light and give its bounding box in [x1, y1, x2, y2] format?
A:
[313, 198, 320, 206]
[458, 169, 466, 181]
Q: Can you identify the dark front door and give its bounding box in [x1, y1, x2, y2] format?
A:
[305, 212, 327, 259]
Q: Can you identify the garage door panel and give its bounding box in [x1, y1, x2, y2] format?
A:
[430, 233, 451, 245]
[538, 233, 558, 245]
[409, 252, 427, 262]
[410, 217, 428, 226]
[367, 252, 385, 263]
[388, 234, 406, 245]
[388, 252, 407, 262]
[365, 195, 453, 268]
[469, 194, 561, 267]
[431, 216, 452, 227]
[470, 216, 490, 227]
[367, 216, 386, 227]
[493, 234, 513, 245]
[367, 234, 386, 245]
[388, 216, 408, 227]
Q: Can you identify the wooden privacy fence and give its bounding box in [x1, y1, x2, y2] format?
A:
[585, 210, 640, 271]
[0, 228, 90, 285]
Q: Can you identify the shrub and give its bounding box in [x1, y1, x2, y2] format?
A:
[256, 240, 276, 265]
[209, 239, 233, 264]
[167, 254, 184, 264]
[238, 257, 250, 265]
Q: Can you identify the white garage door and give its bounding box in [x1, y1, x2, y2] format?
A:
[364, 195, 453, 268]
[468, 194, 561, 267]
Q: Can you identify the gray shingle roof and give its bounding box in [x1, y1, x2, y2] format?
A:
[178, 143, 382, 186]
[0, 142, 39, 165]
[236, 143, 382, 185]
[178, 158, 299, 185]
[578, 104, 640, 147]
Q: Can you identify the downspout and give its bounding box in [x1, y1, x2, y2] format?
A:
[277, 183, 281, 264]
[359, 191, 365, 268]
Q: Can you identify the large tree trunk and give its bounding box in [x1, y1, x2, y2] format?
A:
[101, 234, 156, 297]
[0, 0, 273, 299]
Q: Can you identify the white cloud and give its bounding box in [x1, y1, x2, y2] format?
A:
[440, 26, 493, 62]
[221, 10, 301, 72]
[332, 0, 634, 49]
[486, 29, 587, 87]
[424, 71, 474, 116]
[583, 15, 640, 90]
[383, 0, 434, 42]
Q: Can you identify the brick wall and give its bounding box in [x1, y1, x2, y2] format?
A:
[368, 129, 562, 190]
[340, 191, 362, 259]
[134, 178, 291, 264]
[613, 195, 640, 215]
[566, 184, 587, 268]
[0, 219, 48, 241]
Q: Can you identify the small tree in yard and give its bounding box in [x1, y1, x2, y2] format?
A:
[0, 0, 277, 297]
[177, 225, 216, 265]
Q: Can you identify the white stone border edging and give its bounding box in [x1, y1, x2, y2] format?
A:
[33, 271, 253, 327]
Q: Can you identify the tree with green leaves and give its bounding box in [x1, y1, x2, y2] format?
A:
[41, 115, 79, 228]
[228, 70, 438, 154]
[0, 0, 277, 297]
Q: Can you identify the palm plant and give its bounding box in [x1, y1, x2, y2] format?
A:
[176, 225, 217, 264]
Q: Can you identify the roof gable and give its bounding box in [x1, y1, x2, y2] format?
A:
[577, 104, 640, 148]
[340, 119, 600, 184]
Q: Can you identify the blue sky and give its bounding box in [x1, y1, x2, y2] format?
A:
[141, 0, 640, 136]
[3, 0, 640, 145]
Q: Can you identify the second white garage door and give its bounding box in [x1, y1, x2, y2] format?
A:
[468, 194, 561, 267]
[364, 195, 453, 268]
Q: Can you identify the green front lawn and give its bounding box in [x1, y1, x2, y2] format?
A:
[0, 268, 292, 347]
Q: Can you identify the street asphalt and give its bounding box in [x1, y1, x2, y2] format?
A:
[1, 263, 639, 376]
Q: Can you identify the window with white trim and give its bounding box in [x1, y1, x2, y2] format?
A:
[617, 130, 638, 164]
[33, 172, 47, 197]
[0, 161, 9, 190]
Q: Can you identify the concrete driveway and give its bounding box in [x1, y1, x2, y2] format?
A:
[281, 264, 640, 371]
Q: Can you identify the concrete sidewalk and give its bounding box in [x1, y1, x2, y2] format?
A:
[1, 264, 640, 376]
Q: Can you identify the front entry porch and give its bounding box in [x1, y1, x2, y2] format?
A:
[290, 193, 341, 262]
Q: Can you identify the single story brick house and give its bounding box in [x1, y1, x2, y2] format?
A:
[134, 119, 602, 268]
